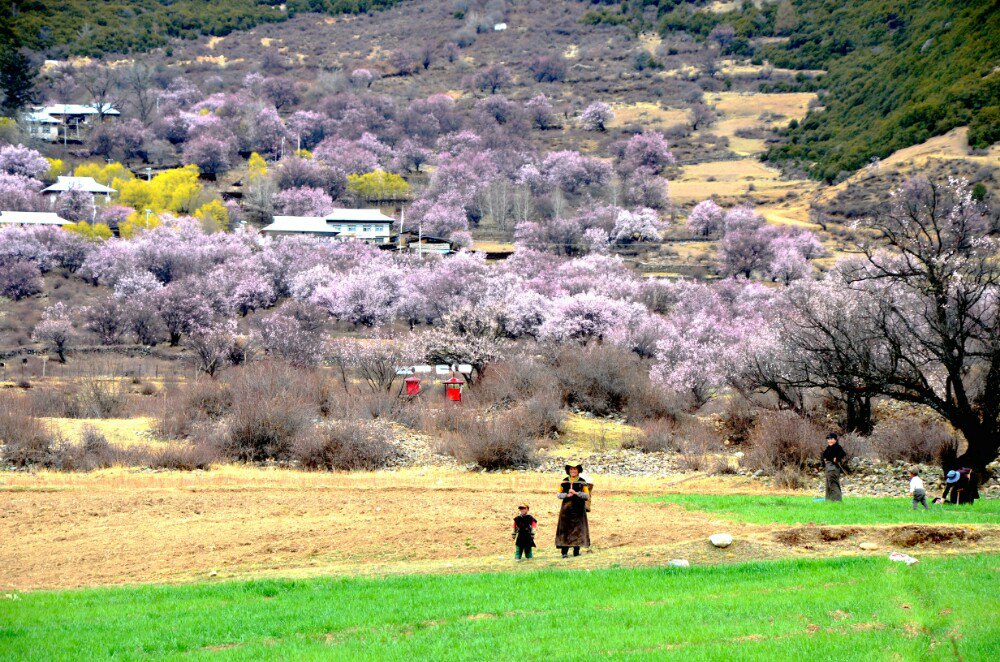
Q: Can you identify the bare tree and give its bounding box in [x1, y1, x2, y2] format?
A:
[76, 64, 124, 121]
[120, 63, 157, 124]
[773, 178, 1000, 473]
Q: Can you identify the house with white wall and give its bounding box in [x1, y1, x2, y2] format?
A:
[261, 209, 396, 244]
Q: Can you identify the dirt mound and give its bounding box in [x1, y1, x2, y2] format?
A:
[888, 526, 982, 548]
[775, 525, 983, 549]
[774, 527, 860, 546]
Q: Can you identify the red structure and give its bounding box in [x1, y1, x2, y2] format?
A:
[443, 375, 465, 402]
[404, 376, 421, 396]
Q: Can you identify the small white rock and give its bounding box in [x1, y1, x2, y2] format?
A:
[209, 570, 218, 577]
[709, 533, 733, 548]
[669, 559, 690, 568]
[859, 542, 878, 551]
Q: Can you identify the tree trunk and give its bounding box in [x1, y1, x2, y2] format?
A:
[844, 390, 873, 435]
[953, 428, 999, 479]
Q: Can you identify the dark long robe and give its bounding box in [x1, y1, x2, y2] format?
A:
[513, 514, 537, 548]
[822, 443, 847, 502]
[555, 477, 591, 548]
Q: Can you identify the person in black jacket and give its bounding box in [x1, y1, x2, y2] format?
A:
[512, 503, 537, 560]
[821, 432, 847, 501]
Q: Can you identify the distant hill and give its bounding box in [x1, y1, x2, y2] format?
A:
[3, 0, 403, 56]
[587, 0, 1000, 182]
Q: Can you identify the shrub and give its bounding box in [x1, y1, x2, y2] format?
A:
[75, 379, 129, 418]
[774, 466, 807, 490]
[675, 419, 722, 471]
[745, 411, 826, 473]
[58, 426, 129, 471]
[447, 414, 536, 470]
[217, 362, 318, 462]
[147, 441, 219, 470]
[869, 416, 960, 464]
[516, 392, 565, 438]
[552, 345, 650, 417]
[155, 378, 233, 439]
[627, 418, 678, 453]
[293, 421, 399, 471]
[0, 397, 58, 468]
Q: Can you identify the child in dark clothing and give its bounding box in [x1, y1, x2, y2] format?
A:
[512, 503, 537, 560]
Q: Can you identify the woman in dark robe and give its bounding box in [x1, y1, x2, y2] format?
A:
[821, 432, 847, 501]
[555, 463, 590, 558]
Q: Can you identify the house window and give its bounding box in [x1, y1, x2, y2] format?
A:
[348, 225, 356, 232]
[362, 225, 371, 232]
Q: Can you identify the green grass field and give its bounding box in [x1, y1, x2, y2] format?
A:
[2, 556, 998, 660]
[643, 494, 1000, 526]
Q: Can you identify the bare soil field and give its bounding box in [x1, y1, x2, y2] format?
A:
[2, 468, 995, 592]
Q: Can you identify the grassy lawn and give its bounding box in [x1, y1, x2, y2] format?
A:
[2, 556, 998, 660]
[643, 494, 1000, 526]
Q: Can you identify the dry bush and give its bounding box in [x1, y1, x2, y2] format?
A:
[154, 379, 233, 439]
[869, 417, 960, 465]
[216, 362, 319, 462]
[28, 379, 129, 418]
[675, 418, 722, 471]
[293, 421, 399, 470]
[718, 396, 758, 446]
[623, 386, 688, 424]
[710, 455, 738, 475]
[745, 410, 826, 473]
[146, 442, 219, 471]
[625, 418, 678, 453]
[516, 391, 565, 437]
[476, 358, 557, 407]
[552, 345, 656, 417]
[444, 413, 536, 470]
[774, 466, 807, 489]
[0, 396, 58, 468]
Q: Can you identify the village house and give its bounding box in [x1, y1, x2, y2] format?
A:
[41, 176, 117, 204]
[26, 103, 120, 143]
[0, 210, 72, 227]
[261, 209, 396, 244]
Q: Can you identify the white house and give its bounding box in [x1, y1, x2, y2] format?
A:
[26, 104, 120, 143]
[261, 209, 396, 244]
[0, 210, 72, 227]
[25, 110, 61, 141]
[41, 176, 117, 203]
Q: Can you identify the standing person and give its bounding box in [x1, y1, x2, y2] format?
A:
[821, 432, 847, 502]
[555, 463, 590, 558]
[512, 503, 537, 561]
[908, 468, 928, 510]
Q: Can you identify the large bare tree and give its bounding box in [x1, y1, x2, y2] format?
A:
[774, 178, 999, 473]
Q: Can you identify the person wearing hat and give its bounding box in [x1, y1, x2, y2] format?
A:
[555, 463, 591, 558]
[512, 503, 537, 560]
[941, 468, 978, 505]
[821, 432, 847, 501]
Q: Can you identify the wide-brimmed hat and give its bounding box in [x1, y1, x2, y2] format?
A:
[518, 503, 529, 509]
[565, 463, 583, 474]
[946, 470, 960, 484]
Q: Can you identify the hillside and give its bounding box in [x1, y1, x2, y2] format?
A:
[2, 0, 402, 56]
[587, 0, 1000, 182]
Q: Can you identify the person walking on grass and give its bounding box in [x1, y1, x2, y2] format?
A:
[512, 503, 537, 561]
[909, 468, 928, 510]
[821, 432, 847, 502]
[555, 463, 591, 558]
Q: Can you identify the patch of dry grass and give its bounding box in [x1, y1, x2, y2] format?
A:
[607, 102, 689, 131]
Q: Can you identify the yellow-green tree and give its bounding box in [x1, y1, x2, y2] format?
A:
[45, 158, 68, 182]
[75, 162, 134, 186]
[194, 199, 229, 233]
[347, 169, 411, 201]
[119, 210, 161, 239]
[112, 165, 203, 216]
[247, 152, 267, 182]
[64, 221, 113, 241]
